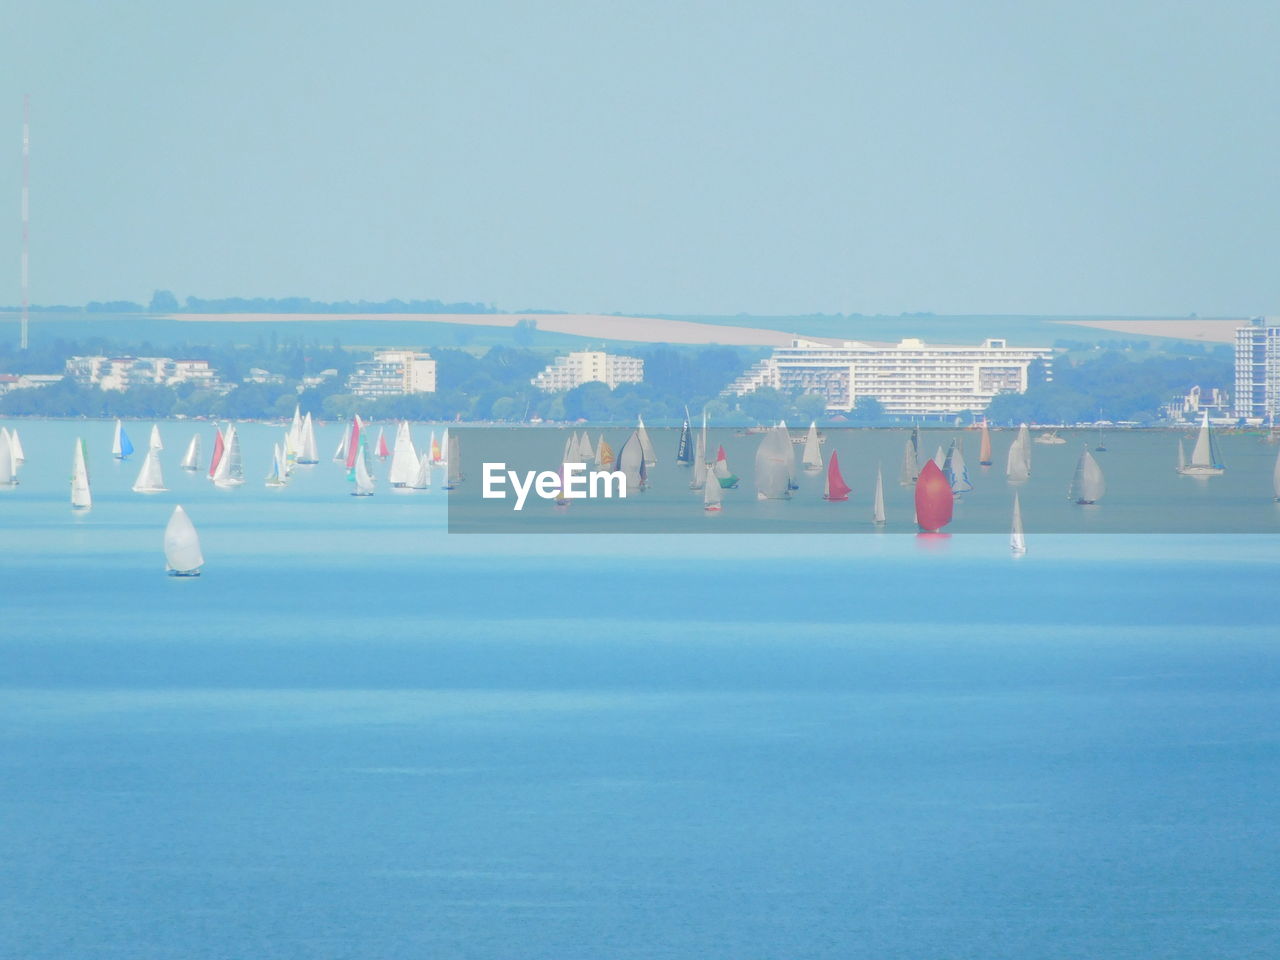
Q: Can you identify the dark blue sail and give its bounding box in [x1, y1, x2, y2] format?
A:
[675, 419, 692, 464]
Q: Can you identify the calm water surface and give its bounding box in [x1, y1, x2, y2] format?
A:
[1, 420, 1278, 959]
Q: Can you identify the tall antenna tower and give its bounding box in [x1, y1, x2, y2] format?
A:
[20, 94, 30, 350]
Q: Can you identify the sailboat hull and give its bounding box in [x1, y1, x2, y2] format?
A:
[167, 569, 201, 577]
[1178, 466, 1225, 477]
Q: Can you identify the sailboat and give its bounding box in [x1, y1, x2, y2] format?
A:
[754, 424, 794, 500]
[430, 430, 442, 464]
[265, 443, 288, 487]
[576, 431, 595, 466]
[112, 419, 134, 460]
[690, 411, 709, 490]
[388, 421, 419, 487]
[703, 462, 723, 512]
[212, 424, 245, 487]
[1178, 412, 1226, 476]
[444, 433, 462, 490]
[801, 421, 823, 471]
[713, 445, 739, 489]
[637, 416, 657, 466]
[149, 424, 163, 451]
[351, 444, 375, 496]
[8, 428, 25, 463]
[208, 426, 225, 479]
[296, 412, 319, 464]
[823, 451, 850, 501]
[70, 438, 92, 509]
[411, 452, 432, 490]
[914, 459, 953, 532]
[899, 434, 919, 485]
[132, 445, 167, 493]
[1070, 446, 1105, 504]
[596, 434, 615, 470]
[1010, 493, 1026, 555]
[872, 464, 886, 525]
[332, 423, 349, 462]
[1006, 423, 1031, 482]
[376, 427, 390, 460]
[0, 429, 15, 486]
[345, 416, 364, 475]
[979, 421, 993, 466]
[285, 405, 303, 459]
[943, 439, 973, 493]
[180, 434, 201, 470]
[676, 412, 693, 465]
[1034, 430, 1067, 445]
[615, 431, 647, 492]
[164, 505, 204, 577]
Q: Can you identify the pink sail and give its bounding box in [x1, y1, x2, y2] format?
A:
[914, 459, 954, 532]
[207, 427, 225, 479]
[345, 419, 361, 470]
[823, 451, 851, 501]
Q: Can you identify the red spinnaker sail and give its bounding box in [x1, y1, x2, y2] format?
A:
[377, 430, 389, 459]
[345, 419, 361, 469]
[823, 451, 851, 501]
[914, 459, 954, 532]
[207, 428, 225, 478]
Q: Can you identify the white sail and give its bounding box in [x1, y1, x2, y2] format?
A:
[1190, 413, 1213, 467]
[149, 424, 163, 451]
[704, 461, 723, 510]
[389, 421, 419, 486]
[802, 421, 823, 469]
[164, 505, 204, 575]
[446, 434, 462, 488]
[9, 428, 24, 462]
[265, 442, 287, 486]
[71, 438, 92, 508]
[899, 435, 917, 485]
[213, 424, 245, 486]
[1010, 493, 1026, 554]
[298, 412, 319, 463]
[352, 445, 375, 495]
[616, 430, 647, 491]
[932, 445, 945, 469]
[754, 424, 793, 500]
[112, 419, 123, 458]
[0, 429, 13, 485]
[944, 439, 973, 493]
[332, 427, 348, 462]
[287, 405, 303, 457]
[132, 447, 167, 492]
[1070, 447, 1105, 503]
[180, 434, 201, 470]
[1006, 423, 1031, 482]
[691, 412, 708, 490]
[412, 452, 432, 490]
[872, 465, 885, 524]
[637, 416, 657, 465]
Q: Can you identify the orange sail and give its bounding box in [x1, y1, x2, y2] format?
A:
[914, 459, 954, 532]
[823, 451, 851, 501]
[979, 421, 993, 465]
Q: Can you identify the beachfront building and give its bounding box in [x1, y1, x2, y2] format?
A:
[0, 372, 62, 394]
[1234, 318, 1280, 422]
[725, 337, 1054, 416]
[346, 349, 437, 398]
[1163, 385, 1232, 424]
[531, 351, 644, 392]
[66, 356, 223, 391]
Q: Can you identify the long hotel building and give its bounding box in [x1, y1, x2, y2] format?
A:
[1233, 318, 1280, 421]
[726, 337, 1054, 416]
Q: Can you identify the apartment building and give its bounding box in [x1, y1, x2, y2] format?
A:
[531, 351, 644, 392]
[346, 350, 437, 398]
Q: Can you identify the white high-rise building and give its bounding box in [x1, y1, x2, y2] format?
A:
[1234, 318, 1280, 421]
[531, 351, 644, 392]
[726, 337, 1054, 416]
[346, 350, 437, 398]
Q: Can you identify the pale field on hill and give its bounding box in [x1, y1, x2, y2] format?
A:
[1060, 318, 1246, 342]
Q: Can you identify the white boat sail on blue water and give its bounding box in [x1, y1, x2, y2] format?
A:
[872, 464, 886, 525]
[180, 434, 201, 471]
[71, 438, 91, 509]
[9, 428, 25, 462]
[1069, 446, 1105, 504]
[411, 452, 432, 490]
[615, 430, 647, 493]
[297, 412, 319, 464]
[943, 439, 973, 493]
[801, 421, 823, 471]
[212, 424, 245, 487]
[1010, 492, 1026, 555]
[754, 424, 793, 500]
[352, 444, 375, 496]
[388, 421, 418, 487]
[637, 416, 657, 466]
[0, 428, 15, 486]
[1006, 423, 1031, 483]
[1179, 412, 1225, 476]
[132, 445, 167, 493]
[164, 505, 204, 576]
[149, 424, 163, 451]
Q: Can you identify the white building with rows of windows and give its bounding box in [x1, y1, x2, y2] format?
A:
[725, 337, 1054, 416]
[531, 351, 644, 392]
[346, 349, 437, 398]
[1234, 318, 1280, 421]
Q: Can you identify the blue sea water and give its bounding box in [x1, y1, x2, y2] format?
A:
[1, 420, 1278, 958]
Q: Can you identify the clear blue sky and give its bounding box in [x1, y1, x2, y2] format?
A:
[3, 0, 1277, 316]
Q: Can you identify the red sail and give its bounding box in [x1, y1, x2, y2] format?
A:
[345, 419, 361, 469]
[914, 459, 954, 532]
[716, 445, 728, 463]
[207, 428, 225, 478]
[377, 429, 390, 459]
[823, 450, 851, 501]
